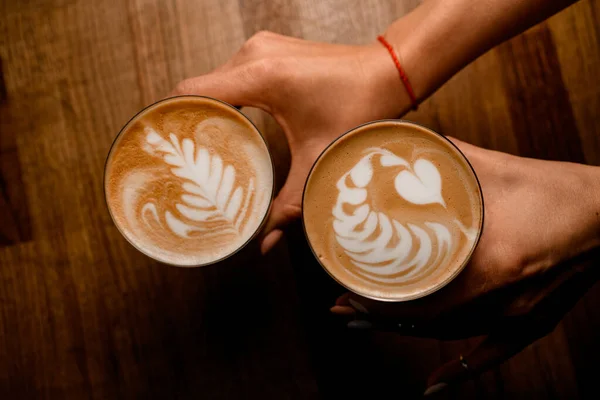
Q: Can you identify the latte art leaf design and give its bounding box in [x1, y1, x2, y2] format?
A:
[332, 148, 470, 284]
[142, 127, 255, 239]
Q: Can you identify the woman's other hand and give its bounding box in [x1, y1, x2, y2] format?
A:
[331, 138, 600, 392]
[171, 31, 413, 253]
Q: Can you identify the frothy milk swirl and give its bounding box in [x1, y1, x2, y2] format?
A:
[333, 148, 477, 285]
[303, 121, 483, 301]
[105, 97, 273, 266]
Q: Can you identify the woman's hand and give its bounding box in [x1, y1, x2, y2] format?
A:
[171, 31, 413, 253]
[331, 138, 600, 392]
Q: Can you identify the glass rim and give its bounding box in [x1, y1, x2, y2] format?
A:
[301, 119, 485, 302]
[103, 95, 275, 267]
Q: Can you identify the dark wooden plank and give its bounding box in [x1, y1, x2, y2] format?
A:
[498, 24, 585, 162]
[0, 78, 33, 245]
[0, 57, 6, 102]
[549, 0, 600, 165]
[0, 148, 32, 246]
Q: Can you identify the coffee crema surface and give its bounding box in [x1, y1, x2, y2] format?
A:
[303, 121, 483, 301]
[105, 96, 274, 266]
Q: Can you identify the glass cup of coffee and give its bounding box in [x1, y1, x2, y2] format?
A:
[302, 120, 484, 301]
[104, 96, 274, 267]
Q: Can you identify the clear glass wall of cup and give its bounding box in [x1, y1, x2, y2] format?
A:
[302, 120, 484, 302]
[104, 96, 275, 267]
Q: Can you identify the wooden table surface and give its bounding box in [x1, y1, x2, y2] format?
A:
[1, 0, 599, 398]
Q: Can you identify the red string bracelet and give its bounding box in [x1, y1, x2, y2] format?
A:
[377, 35, 418, 111]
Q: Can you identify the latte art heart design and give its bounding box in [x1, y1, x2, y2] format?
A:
[394, 159, 445, 207]
[332, 148, 471, 285]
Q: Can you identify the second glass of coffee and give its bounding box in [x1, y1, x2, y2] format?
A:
[302, 120, 483, 301]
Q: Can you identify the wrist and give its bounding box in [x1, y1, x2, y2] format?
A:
[382, 0, 450, 102]
[355, 42, 414, 118]
[353, 0, 448, 117]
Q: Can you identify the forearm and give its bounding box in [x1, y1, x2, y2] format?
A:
[377, 0, 576, 107]
[585, 165, 600, 249]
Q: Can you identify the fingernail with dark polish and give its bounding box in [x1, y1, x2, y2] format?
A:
[348, 298, 369, 314]
[423, 382, 447, 397]
[347, 320, 372, 329]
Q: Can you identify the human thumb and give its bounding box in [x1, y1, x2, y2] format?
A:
[259, 179, 303, 254]
[260, 156, 312, 254]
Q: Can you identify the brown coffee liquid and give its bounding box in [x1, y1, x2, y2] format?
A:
[303, 121, 482, 301]
[105, 96, 273, 266]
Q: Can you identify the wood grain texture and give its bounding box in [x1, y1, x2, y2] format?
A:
[0, 0, 598, 399]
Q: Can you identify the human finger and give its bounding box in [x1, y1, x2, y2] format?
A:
[170, 63, 278, 111]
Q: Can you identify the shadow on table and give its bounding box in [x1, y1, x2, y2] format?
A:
[286, 220, 442, 399]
